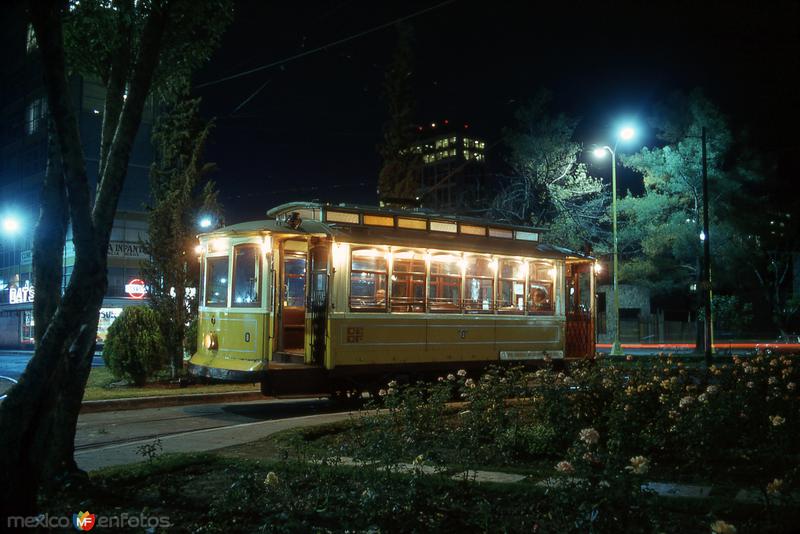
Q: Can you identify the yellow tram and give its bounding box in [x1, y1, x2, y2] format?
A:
[188, 202, 597, 395]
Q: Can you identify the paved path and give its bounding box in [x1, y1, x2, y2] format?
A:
[75, 397, 352, 471]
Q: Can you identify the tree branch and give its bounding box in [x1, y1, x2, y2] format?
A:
[93, 0, 169, 247]
[98, 0, 134, 179]
[28, 0, 97, 263]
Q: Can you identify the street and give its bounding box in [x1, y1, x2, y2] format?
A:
[0, 350, 104, 381]
[75, 397, 353, 471]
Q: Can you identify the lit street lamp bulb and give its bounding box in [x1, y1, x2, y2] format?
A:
[592, 147, 607, 158]
[2, 217, 20, 234]
[199, 217, 212, 229]
[594, 263, 602, 274]
[700, 231, 706, 241]
[619, 126, 635, 141]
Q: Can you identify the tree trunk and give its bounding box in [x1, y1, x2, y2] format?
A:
[0, 1, 167, 521]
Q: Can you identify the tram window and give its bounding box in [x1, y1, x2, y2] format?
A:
[529, 262, 554, 314]
[350, 248, 387, 311]
[464, 256, 493, 313]
[429, 254, 462, 312]
[284, 256, 306, 308]
[391, 250, 425, 312]
[205, 256, 229, 307]
[232, 245, 261, 307]
[497, 258, 525, 314]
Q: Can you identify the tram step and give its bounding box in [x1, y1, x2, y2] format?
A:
[272, 351, 306, 364]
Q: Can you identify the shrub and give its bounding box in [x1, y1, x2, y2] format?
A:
[102, 306, 168, 386]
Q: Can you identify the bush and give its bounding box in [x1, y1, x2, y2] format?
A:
[102, 306, 168, 386]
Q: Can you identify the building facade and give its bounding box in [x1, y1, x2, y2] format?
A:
[410, 122, 490, 213]
[0, 10, 155, 348]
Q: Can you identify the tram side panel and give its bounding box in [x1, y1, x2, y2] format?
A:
[191, 309, 271, 381]
[327, 314, 566, 370]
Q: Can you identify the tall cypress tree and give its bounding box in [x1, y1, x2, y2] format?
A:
[377, 23, 421, 203]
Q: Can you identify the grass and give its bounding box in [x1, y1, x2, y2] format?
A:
[82, 366, 259, 401]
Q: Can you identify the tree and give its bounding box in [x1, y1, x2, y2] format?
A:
[377, 23, 422, 204]
[489, 91, 607, 250]
[731, 203, 800, 339]
[142, 97, 221, 374]
[0, 0, 231, 518]
[618, 91, 761, 342]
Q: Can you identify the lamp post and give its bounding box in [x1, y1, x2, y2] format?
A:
[593, 126, 635, 357]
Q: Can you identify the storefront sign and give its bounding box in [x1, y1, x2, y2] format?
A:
[97, 307, 124, 343]
[20, 250, 32, 265]
[124, 279, 146, 299]
[108, 241, 148, 259]
[9, 281, 35, 304]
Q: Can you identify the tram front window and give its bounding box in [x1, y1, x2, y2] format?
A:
[205, 256, 229, 307]
[350, 248, 387, 311]
[232, 245, 261, 306]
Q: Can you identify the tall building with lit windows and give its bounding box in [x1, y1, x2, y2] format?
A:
[409, 121, 490, 213]
[0, 7, 155, 347]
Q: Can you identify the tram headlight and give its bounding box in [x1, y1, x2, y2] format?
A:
[204, 332, 219, 351]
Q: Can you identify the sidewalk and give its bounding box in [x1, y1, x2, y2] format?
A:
[76, 410, 354, 471]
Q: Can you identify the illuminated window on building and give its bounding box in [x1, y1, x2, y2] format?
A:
[429, 254, 461, 312]
[463, 150, 470, 160]
[205, 256, 229, 306]
[391, 250, 425, 312]
[529, 262, 554, 314]
[463, 138, 472, 147]
[464, 256, 494, 313]
[232, 245, 261, 306]
[497, 259, 525, 314]
[350, 248, 387, 312]
[478, 141, 485, 149]
[450, 136, 456, 144]
[25, 97, 47, 135]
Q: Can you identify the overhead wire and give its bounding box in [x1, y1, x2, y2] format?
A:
[194, 0, 456, 89]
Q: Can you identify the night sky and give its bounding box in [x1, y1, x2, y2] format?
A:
[193, 0, 800, 223]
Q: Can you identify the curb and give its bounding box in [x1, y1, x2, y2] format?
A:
[80, 390, 264, 413]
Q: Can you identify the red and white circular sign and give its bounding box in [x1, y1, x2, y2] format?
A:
[125, 278, 146, 299]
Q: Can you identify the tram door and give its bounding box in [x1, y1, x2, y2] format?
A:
[280, 241, 307, 354]
[565, 261, 595, 358]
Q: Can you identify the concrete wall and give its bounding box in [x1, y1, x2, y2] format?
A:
[597, 284, 651, 343]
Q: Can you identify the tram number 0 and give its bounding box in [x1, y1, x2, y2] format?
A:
[244, 332, 251, 343]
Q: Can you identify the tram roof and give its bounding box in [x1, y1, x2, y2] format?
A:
[201, 202, 594, 260]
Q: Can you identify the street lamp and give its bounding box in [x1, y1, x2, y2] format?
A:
[198, 216, 213, 229]
[593, 125, 637, 357]
[2, 216, 21, 235]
